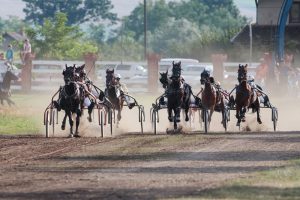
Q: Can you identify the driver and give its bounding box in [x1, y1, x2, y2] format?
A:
[247, 75, 270, 107]
[115, 74, 135, 109]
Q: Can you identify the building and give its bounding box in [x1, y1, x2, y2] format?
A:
[1, 31, 27, 49]
[232, 0, 300, 62]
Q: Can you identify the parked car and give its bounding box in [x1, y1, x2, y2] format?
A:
[158, 58, 200, 72]
[182, 64, 213, 88]
[223, 62, 259, 86]
[98, 64, 147, 80]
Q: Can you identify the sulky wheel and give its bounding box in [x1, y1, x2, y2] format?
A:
[45, 110, 49, 138]
[272, 107, 278, 131]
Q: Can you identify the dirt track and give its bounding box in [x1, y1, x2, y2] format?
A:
[1, 131, 300, 200]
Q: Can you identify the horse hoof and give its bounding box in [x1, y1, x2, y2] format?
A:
[185, 117, 189, 122]
[258, 120, 262, 124]
[87, 116, 92, 122]
[168, 117, 173, 122]
[68, 134, 74, 138]
[61, 125, 65, 130]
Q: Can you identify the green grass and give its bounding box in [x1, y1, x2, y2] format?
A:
[165, 160, 300, 200]
[0, 94, 48, 135]
[0, 113, 40, 135]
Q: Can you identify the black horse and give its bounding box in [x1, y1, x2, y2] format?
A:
[104, 69, 124, 123]
[54, 65, 82, 137]
[161, 61, 192, 130]
[74, 64, 95, 122]
[0, 70, 18, 106]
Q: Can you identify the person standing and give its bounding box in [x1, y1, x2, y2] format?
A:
[5, 44, 14, 64]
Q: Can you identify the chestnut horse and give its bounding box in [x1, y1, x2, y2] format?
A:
[235, 64, 262, 127]
[200, 70, 217, 128]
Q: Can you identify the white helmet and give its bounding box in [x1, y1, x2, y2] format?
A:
[248, 75, 255, 81]
[115, 74, 121, 79]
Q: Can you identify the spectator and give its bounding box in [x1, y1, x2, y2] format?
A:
[0, 52, 4, 60]
[255, 57, 269, 87]
[21, 39, 32, 63]
[5, 44, 14, 64]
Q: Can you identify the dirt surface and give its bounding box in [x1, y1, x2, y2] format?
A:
[1, 131, 300, 200]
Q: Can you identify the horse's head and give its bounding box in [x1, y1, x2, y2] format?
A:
[171, 61, 182, 79]
[238, 64, 248, 83]
[2, 70, 19, 90]
[200, 69, 210, 85]
[75, 64, 86, 82]
[106, 68, 116, 88]
[63, 65, 76, 84]
[159, 70, 169, 89]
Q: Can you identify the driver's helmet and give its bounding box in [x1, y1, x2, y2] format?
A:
[248, 75, 255, 82]
[115, 73, 121, 80]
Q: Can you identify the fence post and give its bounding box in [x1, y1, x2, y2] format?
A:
[21, 53, 35, 92]
[147, 53, 161, 93]
[84, 52, 98, 82]
[211, 54, 227, 84]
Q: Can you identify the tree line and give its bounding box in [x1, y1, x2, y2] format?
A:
[0, 0, 251, 61]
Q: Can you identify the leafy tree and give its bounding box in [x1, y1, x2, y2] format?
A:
[0, 16, 26, 33]
[169, 0, 247, 31]
[147, 18, 200, 56]
[124, 0, 171, 40]
[124, 0, 247, 40]
[26, 12, 97, 59]
[22, 0, 117, 25]
[101, 33, 143, 61]
[86, 23, 106, 44]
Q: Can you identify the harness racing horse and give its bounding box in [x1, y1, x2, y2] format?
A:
[104, 69, 124, 124]
[74, 64, 95, 122]
[235, 64, 262, 127]
[200, 70, 217, 130]
[160, 63, 192, 130]
[0, 69, 18, 106]
[55, 65, 83, 137]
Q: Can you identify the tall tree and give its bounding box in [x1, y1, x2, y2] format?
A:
[22, 0, 117, 25]
[123, 0, 171, 40]
[26, 12, 97, 59]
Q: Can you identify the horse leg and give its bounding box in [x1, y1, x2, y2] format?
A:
[87, 101, 94, 122]
[6, 97, 15, 107]
[117, 109, 121, 121]
[74, 109, 81, 137]
[168, 108, 173, 122]
[175, 107, 181, 122]
[61, 113, 67, 130]
[67, 112, 74, 137]
[173, 108, 178, 130]
[209, 107, 214, 127]
[185, 104, 189, 122]
[236, 106, 241, 126]
[255, 99, 262, 124]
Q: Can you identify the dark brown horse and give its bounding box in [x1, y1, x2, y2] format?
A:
[0, 70, 19, 106]
[167, 63, 184, 130]
[235, 64, 262, 127]
[200, 70, 217, 127]
[105, 69, 124, 124]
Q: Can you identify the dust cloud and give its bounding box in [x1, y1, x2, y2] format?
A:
[3, 88, 300, 137]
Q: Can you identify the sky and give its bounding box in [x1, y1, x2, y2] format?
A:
[0, 0, 256, 22]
